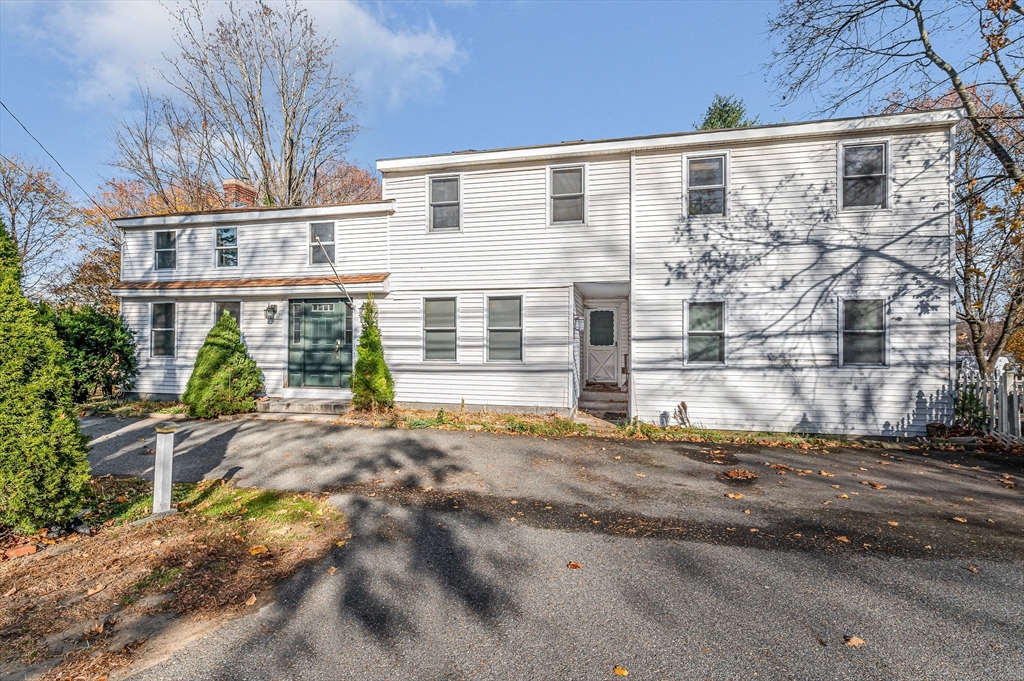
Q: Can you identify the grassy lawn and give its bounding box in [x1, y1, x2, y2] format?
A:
[0, 476, 347, 681]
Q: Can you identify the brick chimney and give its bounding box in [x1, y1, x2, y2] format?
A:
[223, 178, 257, 208]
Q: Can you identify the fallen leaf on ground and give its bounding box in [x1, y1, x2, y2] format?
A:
[835, 536, 850, 544]
[327, 566, 337, 575]
[966, 565, 979, 573]
[819, 471, 835, 477]
[861, 481, 887, 490]
[887, 521, 899, 527]
[964, 497, 973, 502]
[837, 494, 850, 499]
[768, 463, 795, 471]
[635, 473, 647, 478]
[116, 496, 128, 503]
[744, 509, 751, 515]
[249, 545, 269, 555]
[245, 594, 257, 606]
[85, 584, 106, 597]
[723, 469, 759, 480]
[831, 484, 840, 489]
[953, 517, 968, 523]
[613, 665, 629, 676]
[3, 585, 16, 597]
[567, 561, 583, 569]
[749, 528, 759, 533]
[336, 541, 346, 547]
[845, 635, 866, 648]
[613, 455, 621, 461]
[725, 493, 744, 499]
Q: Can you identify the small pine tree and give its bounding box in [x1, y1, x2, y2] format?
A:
[0, 222, 91, 533]
[182, 311, 264, 418]
[695, 94, 759, 130]
[351, 294, 395, 411]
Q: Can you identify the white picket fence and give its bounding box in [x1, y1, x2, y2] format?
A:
[958, 358, 1024, 443]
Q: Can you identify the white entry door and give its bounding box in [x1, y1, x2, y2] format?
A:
[586, 308, 618, 383]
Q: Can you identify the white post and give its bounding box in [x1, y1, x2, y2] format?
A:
[153, 423, 178, 515]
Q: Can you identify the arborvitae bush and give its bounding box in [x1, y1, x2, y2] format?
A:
[351, 294, 395, 410]
[182, 311, 263, 418]
[0, 223, 91, 533]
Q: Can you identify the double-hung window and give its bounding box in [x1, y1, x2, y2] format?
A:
[310, 222, 335, 264]
[214, 301, 241, 324]
[550, 166, 585, 224]
[155, 231, 177, 270]
[487, 296, 523, 362]
[429, 176, 460, 231]
[151, 302, 176, 357]
[685, 301, 726, 364]
[423, 298, 457, 361]
[686, 155, 726, 217]
[840, 299, 886, 366]
[215, 227, 238, 267]
[842, 143, 887, 209]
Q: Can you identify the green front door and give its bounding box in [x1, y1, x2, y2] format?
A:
[288, 299, 352, 388]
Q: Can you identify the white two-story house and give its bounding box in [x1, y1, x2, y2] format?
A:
[113, 109, 959, 436]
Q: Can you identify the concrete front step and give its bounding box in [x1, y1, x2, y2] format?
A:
[579, 399, 629, 412]
[580, 390, 627, 404]
[257, 398, 350, 415]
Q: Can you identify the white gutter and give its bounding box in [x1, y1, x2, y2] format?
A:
[114, 200, 395, 229]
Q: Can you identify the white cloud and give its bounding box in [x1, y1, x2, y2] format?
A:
[14, 1, 463, 110]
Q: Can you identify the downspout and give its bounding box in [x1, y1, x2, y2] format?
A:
[628, 151, 637, 421]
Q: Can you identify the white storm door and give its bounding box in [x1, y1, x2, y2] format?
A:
[586, 308, 617, 383]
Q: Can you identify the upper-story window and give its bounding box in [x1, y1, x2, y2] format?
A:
[310, 222, 335, 264]
[550, 166, 585, 224]
[215, 227, 238, 267]
[429, 176, 460, 231]
[686, 155, 726, 217]
[842, 143, 888, 209]
[154, 231, 177, 270]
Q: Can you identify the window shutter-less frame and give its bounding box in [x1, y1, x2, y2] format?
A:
[424, 297, 457, 360]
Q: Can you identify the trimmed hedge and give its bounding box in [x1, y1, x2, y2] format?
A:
[182, 311, 263, 418]
[0, 223, 91, 533]
[351, 294, 394, 410]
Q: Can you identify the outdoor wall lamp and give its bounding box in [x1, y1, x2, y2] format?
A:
[264, 304, 278, 322]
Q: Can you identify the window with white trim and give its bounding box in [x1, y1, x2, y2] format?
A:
[155, 231, 176, 270]
[310, 222, 335, 263]
[214, 301, 241, 324]
[685, 301, 725, 364]
[487, 296, 522, 361]
[215, 227, 238, 267]
[841, 299, 886, 365]
[424, 298, 457, 361]
[429, 176, 460, 231]
[151, 302, 176, 357]
[550, 166, 585, 224]
[686, 155, 726, 216]
[842, 143, 887, 209]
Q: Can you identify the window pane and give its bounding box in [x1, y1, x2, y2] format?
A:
[156, 250, 176, 269]
[844, 145, 884, 176]
[489, 330, 522, 361]
[216, 302, 241, 323]
[217, 248, 238, 267]
[688, 188, 725, 216]
[844, 299, 884, 331]
[843, 332, 884, 365]
[216, 228, 236, 248]
[425, 330, 457, 360]
[552, 168, 583, 196]
[152, 303, 175, 330]
[552, 196, 584, 223]
[431, 177, 459, 204]
[291, 302, 302, 344]
[311, 222, 334, 244]
[688, 157, 724, 187]
[488, 297, 521, 328]
[843, 177, 885, 208]
[152, 330, 175, 357]
[425, 298, 456, 328]
[689, 302, 722, 332]
[155, 231, 176, 250]
[589, 310, 615, 346]
[431, 204, 460, 231]
[311, 243, 335, 264]
[689, 335, 724, 363]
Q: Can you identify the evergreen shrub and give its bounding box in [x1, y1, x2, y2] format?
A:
[182, 311, 263, 418]
[351, 294, 395, 410]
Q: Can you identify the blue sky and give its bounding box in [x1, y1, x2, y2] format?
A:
[0, 0, 824, 202]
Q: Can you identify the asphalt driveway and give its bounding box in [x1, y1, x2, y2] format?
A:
[83, 416, 1024, 680]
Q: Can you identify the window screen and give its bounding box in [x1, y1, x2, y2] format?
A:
[151, 302, 176, 357]
[551, 167, 584, 223]
[424, 298, 457, 360]
[842, 144, 887, 209]
[842, 299, 885, 365]
[310, 222, 335, 263]
[430, 177, 460, 231]
[155, 231, 177, 270]
[215, 301, 241, 324]
[488, 296, 522, 361]
[687, 301, 725, 363]
[687, 156, 726, 216]
[216, 228, 238, 267]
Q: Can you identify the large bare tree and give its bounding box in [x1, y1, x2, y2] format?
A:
[115, 0, 361, 208]
[768, 0, 1024, 373]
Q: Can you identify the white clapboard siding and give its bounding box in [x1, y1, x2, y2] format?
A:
[631, 128, 954, 435]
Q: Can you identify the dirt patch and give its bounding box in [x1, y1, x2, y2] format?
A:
[0, 476, 347, 681]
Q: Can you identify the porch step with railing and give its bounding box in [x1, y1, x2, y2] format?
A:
[257, 398, 350, 415]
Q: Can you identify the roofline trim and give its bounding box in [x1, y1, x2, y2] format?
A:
[376, 109, 963, 173]
[113, 200, 395, 229]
